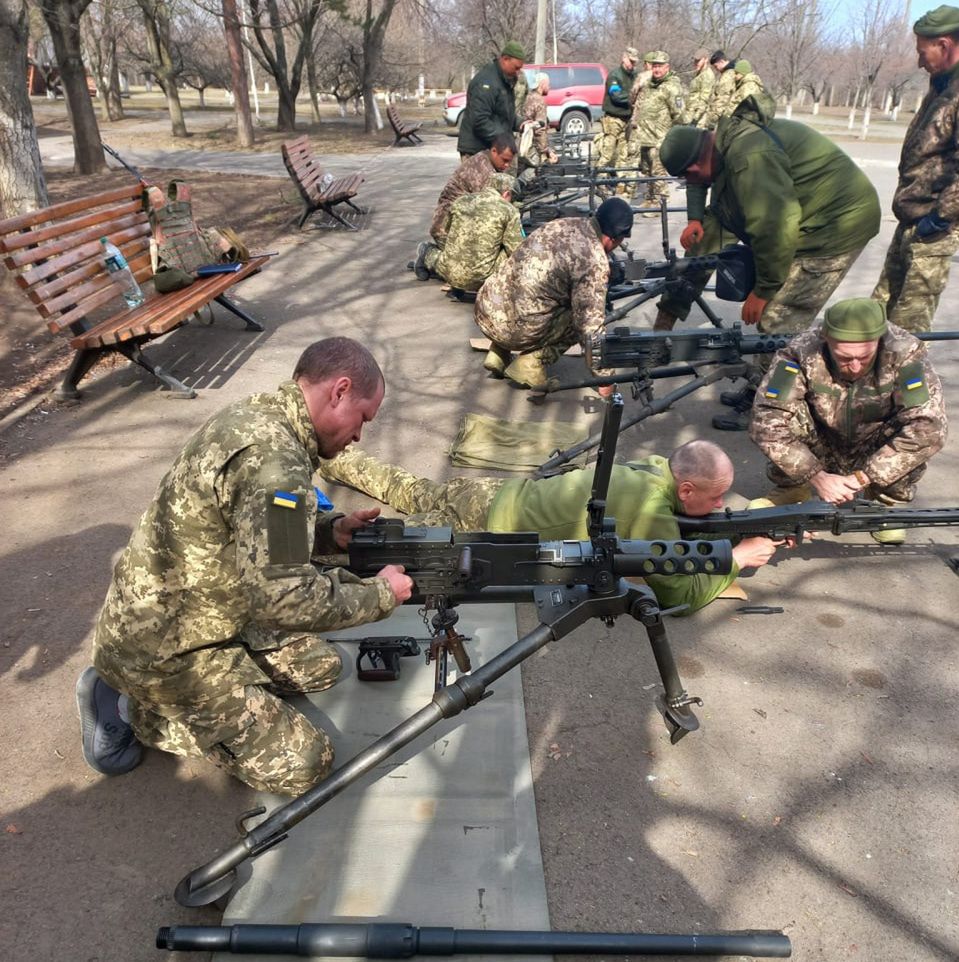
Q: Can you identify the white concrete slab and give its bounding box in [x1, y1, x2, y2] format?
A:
[218, 603, 550, 962]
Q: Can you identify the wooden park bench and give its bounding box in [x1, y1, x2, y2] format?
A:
[0, 183, 269, 400]
[281, 136, 365, 230]
[386, 103, 423, 146]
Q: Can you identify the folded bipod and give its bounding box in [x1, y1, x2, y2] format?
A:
[157, 921, 792, 958]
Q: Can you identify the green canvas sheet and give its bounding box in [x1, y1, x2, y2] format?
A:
[449, 412, 588, 471]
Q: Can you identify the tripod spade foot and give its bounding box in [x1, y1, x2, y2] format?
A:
[655, 694, 701, 745]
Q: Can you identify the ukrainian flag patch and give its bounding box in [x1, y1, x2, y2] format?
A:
[764, 386, 781, 398]
[273, 490, 299, 509]
[905, 377, 923, 390]
[784, 362, 800, 374]
[763, 358, 801, 402]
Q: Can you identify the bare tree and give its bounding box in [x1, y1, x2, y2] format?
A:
[222, 0, 254, 144]
[81, 0, 130, 121]
[0, 0, 49, 215]
[134, 0, 188, 136]
[178, 5, 232, 106]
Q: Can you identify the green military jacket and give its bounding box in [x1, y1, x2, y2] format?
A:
[457, 59, 518, 155]
[92, 382, 396, 708]
[700, 65, 737, 129]
[750, 324, 948, 486]
[487, 457, 739, 613]
[630, 70, 685, 147]
[685, 65, 714, 125]
[603, 63, 637, 119]
[687, 98, 880, 299]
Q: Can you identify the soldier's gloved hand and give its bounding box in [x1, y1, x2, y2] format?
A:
[741, 291, 769, 325]
[916, 213, 950, 239]
[333, 507, 381, 550]
[378, 564, 414, 604]
[679, 220, 704, 250]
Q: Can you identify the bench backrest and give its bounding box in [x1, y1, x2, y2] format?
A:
[281, 136, 328, 204]
[0, 183, 153, 334]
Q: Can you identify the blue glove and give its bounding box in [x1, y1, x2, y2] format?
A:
[314, 486, 334, 510]
[608, 83, 622, 95]
[916, 213, 950, 238]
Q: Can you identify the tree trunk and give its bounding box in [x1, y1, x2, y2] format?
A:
[41, 0, 105, 173]
[306, 53, 321, 124]
[138, 0, 188, 137]
[221, 0, 253, 146]
[106, 43, 124, 120]
[0, 0, 49, 215]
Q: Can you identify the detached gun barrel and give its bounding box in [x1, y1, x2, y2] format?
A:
[157, 922, 792, 958]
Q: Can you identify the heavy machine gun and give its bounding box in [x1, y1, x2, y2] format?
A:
[174, 396, 733, 909]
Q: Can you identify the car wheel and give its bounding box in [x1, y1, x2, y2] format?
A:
[560, 110, 591, 137]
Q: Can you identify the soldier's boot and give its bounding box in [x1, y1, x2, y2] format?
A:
[871, 497, 907, 545]
[483, 343, 511, 378]
[720, 385, 757, 407]
[747, 483, 813, 510]
[504, 350, 559, 391]
[76, 667, 143, 776]
[653, 308, 678, 332]
[413, 242, 431, 281]
[713, 381, 759, 430]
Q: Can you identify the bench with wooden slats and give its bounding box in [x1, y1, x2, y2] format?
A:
[0, 183, 269, 399]
[386, 103, 423, 146]
[281, 136, 365, 231]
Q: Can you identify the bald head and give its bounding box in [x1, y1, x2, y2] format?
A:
[669, 441, 735, 516]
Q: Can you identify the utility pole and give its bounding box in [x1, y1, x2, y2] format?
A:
[535, 0, 546, 63]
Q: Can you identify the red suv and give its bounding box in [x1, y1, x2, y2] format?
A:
[444, 63, 607, 137]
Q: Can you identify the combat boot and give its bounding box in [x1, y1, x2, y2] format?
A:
[871, 498, 907, 545]
[413, 242, 430, 281]
[483, 343, 511, 378]
[747, 483, 813, 509]
[504, 350, 558, 391]
[720, 385, 757, 408]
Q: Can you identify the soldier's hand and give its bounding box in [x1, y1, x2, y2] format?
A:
[333, 508, 381, 549]
[741, 291, 769, 325]
[378, 564, 414, 604]
[679, 219, 704, 250]
[597, 383, 617, 398]
[732, 536, 785, 570]
[809, 470, 860, 504]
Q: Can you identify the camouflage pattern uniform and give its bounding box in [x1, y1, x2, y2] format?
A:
[430, 150, 499, 246]
[624, 70, 685, 204]
[750, 323, 947, 502]
[872, 62, 959, 332]
[685, 63, 715, 126]
[597, 62, 637, 174]
[731, 70, 765, 113]
[91, 381, 397, 796]
[426, 183, 524, 291]
[473, 215, 611, 370]
[522, 90, 553, 166]
[699, 65, 737, 129]
[513, 69, 529, 119]
[321, 449, 739, 614]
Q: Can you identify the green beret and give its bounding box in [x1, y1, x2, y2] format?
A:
[659, 126, 707, 175]
[823, 298, 887, 342]
[734, 59, 752, 75]
[501, 40, 526, 61]
[154, 267, 195, 294]
[644, 50, 669, 64]
[914, 4, 959, 36]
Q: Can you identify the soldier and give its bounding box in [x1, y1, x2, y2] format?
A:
[623, 50, 685, 212]
[518, 72, 558, 183]
[872, 4, 959, 332]
[656, 96, 881, 430]
[457, 41, 526, 158]
[730, 60, 765, 111]
[750, 298, 947, 545]
[413, 133, 516, 279]
[699, 50, 737, 129]
[475, 196, 633, 391]
[418, 173, 523, 291]
[685, 48, 715, 126]
[321, 440, 785, 614]
[75, 338, 414, 794]
[596, 47, 641, 185]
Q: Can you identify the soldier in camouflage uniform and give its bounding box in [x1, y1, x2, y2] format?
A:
[684, 48, 714, 126]
[474, 197, 633, 390]
[596, 48, 641, 184]
[730, 60, 765, 112]
[420, 174, 523, 291]
[872, 4, 959, 333]
[518, 73, 558, 183]
[412, 134, 516, 280]
[699, 50, 737, 129]
[76, 338, 414, 795]
[623, 51, 685, 210]
[656, 97, 881, 429]
[321, 440, 785, 614]
[750, 299, 947, 543]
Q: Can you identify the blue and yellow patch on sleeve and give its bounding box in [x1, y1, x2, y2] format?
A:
[764, 386, 781, 398]
[905, 377, 923, 391]
[783, 362, 800, 374]
[272, 490, 299, 509]
[763, 359, 801, 403]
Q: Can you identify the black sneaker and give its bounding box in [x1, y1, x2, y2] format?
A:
[413, 242, 430, 281]
[76, 667, 143, 776]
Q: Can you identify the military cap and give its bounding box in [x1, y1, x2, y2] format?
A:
[659, 125, 707, 176]
[624, 46, 640, 62]
[596, 196, 633, 239]
[488, 172, 516, 194]
[914, 4, 959, 36]
[501, 40, 526, 61]
[710, 49, 728, 64]
[823, 298, 887, 342]
[644, 50, 669, 64]
[693, 48, 710, 60]
[734, 59, 752, 75]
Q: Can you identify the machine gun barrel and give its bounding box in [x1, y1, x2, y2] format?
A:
[676, 499, 959, 541]
[157, 922, 792, 958]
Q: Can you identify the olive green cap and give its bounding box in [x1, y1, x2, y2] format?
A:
[659, 126, 707, 175]
[914, 4, 959, 36]
[644, 50, 669, 64]
[501, 40, 526, 60]
[823, 298, 887, 342]
[734, 59, 752, 75]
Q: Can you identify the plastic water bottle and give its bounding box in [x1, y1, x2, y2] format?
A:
[100, 237, 145, 309]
